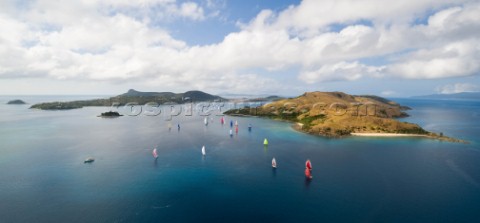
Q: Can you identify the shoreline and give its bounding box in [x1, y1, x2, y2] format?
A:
[350, 133, 426, 137]
[351, 132, 468, 143]
[225, 112, 468, 144]
[291, 123, 467, 143]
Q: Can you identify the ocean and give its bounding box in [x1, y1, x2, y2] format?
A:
[0, 96, 479, 222]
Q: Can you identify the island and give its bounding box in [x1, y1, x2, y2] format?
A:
[98, 111, 123, 117]
[7, 99, 27, 105]
[30, 89, 225, 110]
[30, 102, 82, 110]
[225, 91, 466, 143]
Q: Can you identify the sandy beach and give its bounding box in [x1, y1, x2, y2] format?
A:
[350, 133, 426, 137]
[291, 123, 467, 143]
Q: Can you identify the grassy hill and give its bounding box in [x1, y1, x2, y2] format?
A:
[225, 91, 464, 142]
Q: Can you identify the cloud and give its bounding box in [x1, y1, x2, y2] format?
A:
[178, 2, 205, 21]
[381, 90, 396, 96]
[387, 39, 480, 79]
[236, 1, 480, 83]
[383, 4, 480, 79]
[299, 61, 384, 83]
[273, 0, 465, 35]
[10, 0, 206, 27]
[421, 4, 480, 41]
[436, 83, 480, 94]
[0, 0, 480, 94]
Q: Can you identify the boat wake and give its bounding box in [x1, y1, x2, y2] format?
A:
[446, 159, 480, 188]
[152, 205, 171, 209]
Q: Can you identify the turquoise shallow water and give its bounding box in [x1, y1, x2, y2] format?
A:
[1, 96, 479, 222]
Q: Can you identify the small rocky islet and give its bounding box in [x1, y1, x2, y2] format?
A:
[98, 111, 123, 117]
[7, 99, 27, 105]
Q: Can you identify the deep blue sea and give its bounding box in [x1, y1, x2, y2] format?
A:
[1, 96, 479, 222]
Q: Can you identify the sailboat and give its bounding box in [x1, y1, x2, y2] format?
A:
[152, 148, 158, 159]
[263, 138, 269, 146]
[84, 157, 95, 163]
[202, 146, 206, 156]
[230, 120, 233, 128]
[305, 159, 312, 170]
[235, 125, 238, 134]
[229, 129, 233, 136]
[272, 157, 277, 168]
[204, 117, 208, 126]
[220, 117, 225, 125]
[305, 167, 312, 179]
[248, 124, 252, 132]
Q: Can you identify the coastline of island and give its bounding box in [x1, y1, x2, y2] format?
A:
[350, 132, 426, 137]
[289, 122, 467, 143]
[351, 132, 467, 143]
[226, 91, 467, 144]
[29, 89, 225, 110]
[291, 121, 467, 144]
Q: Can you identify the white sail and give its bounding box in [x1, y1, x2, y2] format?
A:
[272, 157, 277, 168]
[153, 148, 158, 159]
[204, 117, 208, 125]
[202, 146, 206, 156]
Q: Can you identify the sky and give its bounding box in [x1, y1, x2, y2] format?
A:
[0, 0, 479, 97]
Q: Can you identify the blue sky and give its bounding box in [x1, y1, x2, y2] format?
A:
[0, 0, 479, 97]
[166, 0, 301, 45]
